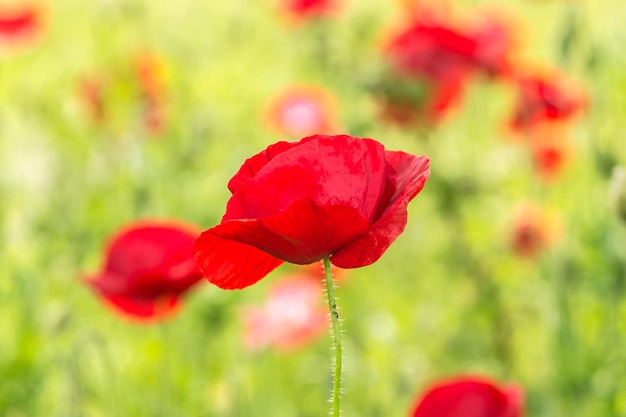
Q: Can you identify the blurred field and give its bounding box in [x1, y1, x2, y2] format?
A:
[2, 0, 626, 416]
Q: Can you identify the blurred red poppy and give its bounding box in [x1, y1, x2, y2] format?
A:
[265, 85, 338, 137]
[280, 0, 338, 22]
[410, 376, 523, 417]
[243, 273, 327, 351]
[529, 126, 572, 182]
[85, 221, 205, 322]
[194, 134, 430, 290]
[510, 204, 556, 258]
[378, 4, 516, 125]
[509, 68, 586, 132]
[0, 2, 43, 46]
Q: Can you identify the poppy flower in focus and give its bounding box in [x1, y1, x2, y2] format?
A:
[265, 85, 338, 138]
[0, 2, 43, 47]
[280, 0, 338, 23]
[243, 273, 328, 351]
[194, 134, 430, 290]
[509, 68, 586, 132]
[510, 204, 556, 258]
[85, 221, 205, 322]
[410, 375, 523, 417]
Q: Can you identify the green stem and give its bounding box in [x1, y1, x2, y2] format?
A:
[323, 256, 342, 417]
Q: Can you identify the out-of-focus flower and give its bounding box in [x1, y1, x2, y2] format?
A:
[510, 203, 556, 258]
[265, 85, 338, 138]
[135, 51, 169, 135]
[529, 126, 572, 182]
[0, 2, 43, 48]
[377, 3, 517, 126]
[609, 166, 626, 225]
[79, 75, 107, 124]
[243, 273, 328, 351]
[84, 221, 204, 322]
[464, 9, 520, 78]
[78, 51, 170, 135]
[279, 0, 339, 23]
[194, 134, 430, 290]
[509, 68, 586, 133]
[410, 375, 523, 417]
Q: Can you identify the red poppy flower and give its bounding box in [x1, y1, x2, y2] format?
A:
[529, 127, 572, 182]
[509, 69, 586, 132]
[280, 0, 338, 22]
[0, 2, 42, 45]
[510, 204, 556, 258]
[85, 221, 205, 322]
[265, 85, 338, 138]
[465, 9, 518, 78]
[410, 376, 523, 417]
[243, 273, 328, 351]
[194, 134, 430, 290]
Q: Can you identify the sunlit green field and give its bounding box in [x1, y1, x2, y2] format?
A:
[2, 0, 626, 416]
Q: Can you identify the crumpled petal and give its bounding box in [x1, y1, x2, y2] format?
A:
[224, 135, 387, 223]
[332, 152, 430, 268]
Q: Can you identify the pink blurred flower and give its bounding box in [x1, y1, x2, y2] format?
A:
[265, 85, 338, 137]
[410, 375, 523, 417]
[84, 221, 204, 323]
[243, 273, 328, 351]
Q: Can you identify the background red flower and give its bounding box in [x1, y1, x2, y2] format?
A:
[84, 221, 205, 322]
[410, 376, 523, 417]
[509, 68, 586, 132]
[0, 2, 43, 45]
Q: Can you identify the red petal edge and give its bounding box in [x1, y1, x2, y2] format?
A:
[194, 231, 284, 290]
[332, 153, 430, 268]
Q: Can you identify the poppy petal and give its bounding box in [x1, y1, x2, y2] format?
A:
[194, 231, 285, 290]
[411, 377, 512, 417]
[195, 199, 370, 288]
[224, 135, 387, 223]
[227, 140, 302, 193]
[331, 153, 430, 268]
[100, 293, 179, 321]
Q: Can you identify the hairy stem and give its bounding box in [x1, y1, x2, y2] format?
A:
[323, 256, 342, 417]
